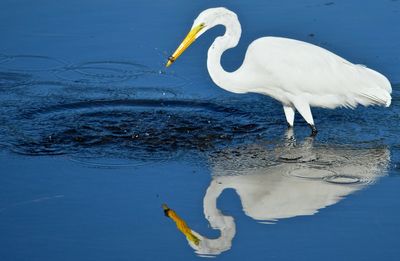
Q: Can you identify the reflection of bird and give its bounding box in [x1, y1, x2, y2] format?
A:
[166, 7, 392, 135]
[182, 135, 389, 256]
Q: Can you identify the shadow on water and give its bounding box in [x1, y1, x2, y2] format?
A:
[165, 130, 390, 257]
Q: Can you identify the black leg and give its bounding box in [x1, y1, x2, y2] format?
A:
[309, 124, 318, 137]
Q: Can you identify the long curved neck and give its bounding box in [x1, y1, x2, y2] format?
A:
[194, 179, 235, 256]
[207, 15, 243, 93]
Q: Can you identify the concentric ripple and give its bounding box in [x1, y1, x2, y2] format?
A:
[128, 70, 191, 89]
[323, 175, 361, 184]
[0, 54, 11, 64]
[7, 98, 270, 160]
[0, 71, 32, 88]
[1, 53, 395, 166]
[0, 54, 278, 161]
[209, 144, 389, 185]
[54, 60, 150, 84]
[289, 168, 336, 180]
[0, 55, 66, 71]
[282, 147, 390, 185]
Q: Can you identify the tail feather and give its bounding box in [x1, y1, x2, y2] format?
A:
[356, 67, 392, 107]
[359, 91, 391, 107]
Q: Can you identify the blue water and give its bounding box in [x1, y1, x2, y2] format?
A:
[1, 0, 400, 260]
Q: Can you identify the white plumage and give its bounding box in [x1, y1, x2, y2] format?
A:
[167, 7, 392, 135]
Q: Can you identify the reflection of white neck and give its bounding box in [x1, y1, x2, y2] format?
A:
[189, 179, 235, 256]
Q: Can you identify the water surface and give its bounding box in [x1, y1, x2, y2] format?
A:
[1, 0, 400, 260]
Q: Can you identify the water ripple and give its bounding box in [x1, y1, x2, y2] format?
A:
[0, 54, 67, 72]
[0, 71, 32, 88]
[0, 53, 398, 164]
[54, 60, 149, 84]
[6, 98, 270, 160]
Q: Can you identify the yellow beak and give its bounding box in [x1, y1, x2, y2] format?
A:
[166, 23, 205, 67]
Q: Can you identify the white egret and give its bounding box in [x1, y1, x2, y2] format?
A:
[166, 7, 392, 135]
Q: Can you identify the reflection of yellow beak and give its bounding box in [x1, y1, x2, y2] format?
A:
[162, 204, 200, 245]
[166, 23, 205, 67]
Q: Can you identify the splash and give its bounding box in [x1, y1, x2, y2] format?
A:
[0, 53, 277, 162]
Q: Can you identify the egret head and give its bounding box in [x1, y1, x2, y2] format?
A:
[166, 7, 235, 67]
